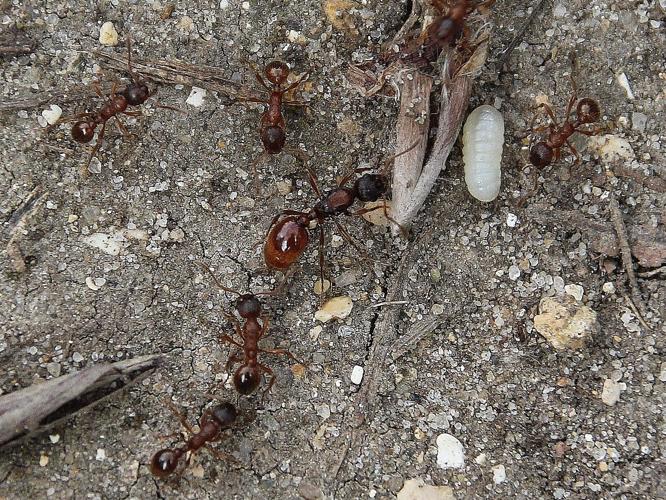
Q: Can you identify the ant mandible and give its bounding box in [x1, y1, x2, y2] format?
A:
[263, 144, 415, 293]
[197, 262, 304, 397]
[66, 37, 154, 171]
[239, 61, 309, 191]
[150, 400, 237, 478]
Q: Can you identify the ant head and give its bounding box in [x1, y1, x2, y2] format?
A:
[236, 294, 261, 318]
[576, 98, 600, 124]
[261, 125, 286, 153]
[354, 173, 387, 202]
[234, 365, 261, 395]
[71, 121, 96, 143]
[529, 141, 554, 168]
[265, 61, 290, 85]
[150, 449, 179, 477]
[210, 402, 238, 427]
[123, 83, 150, 106]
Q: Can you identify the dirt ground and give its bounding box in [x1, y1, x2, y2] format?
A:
[1, 0, 664, 499]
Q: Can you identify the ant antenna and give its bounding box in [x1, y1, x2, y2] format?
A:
[381, 139, 422, 171]
[195, 261, 242, 297]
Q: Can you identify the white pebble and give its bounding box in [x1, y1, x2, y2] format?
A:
[86, 277, 101, 291]
[41, 105, 62, 126]
[96, 448, 106, 461]
[506, 213, 518, 227]
[350, 365, 364, 385]
[99, 22, 119, 46]
[49, 434, 60, 444]
[82, 233, 123, 256]
[186, 87, 206, 107]
[601, 379, 625, 406]
[602, 282, 615, 294]
[436, 433, 465, 469]
[492, 464, 507, 484]
[72, 352, 84, 363]
[508, 265, 521, 281]
[564, 284, 584, 301]
[616, 72, 634, 100]
[219, 0, 229, 8]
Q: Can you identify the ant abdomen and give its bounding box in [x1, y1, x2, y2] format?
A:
[150, 449, 181, 478]
[264, 216, 310, 269]
[355, 174, 387, 202]
[72, 121, 96, 143]
[234, 366, 261, 395]
[261, 125, 286, 154]
[529, 141, 554, 168]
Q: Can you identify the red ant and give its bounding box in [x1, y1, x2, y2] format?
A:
[64, 37, 158, 171]
[520, 78, 603, 202]
[263, 145, 415, 293]
[239, 61, 309, 191]
[385, 0, 494, 66]
[150, 400, 237, 478]
[197, 262, 304, 397]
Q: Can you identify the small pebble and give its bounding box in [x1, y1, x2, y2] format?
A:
[508, 265, 521, 281]
[475, 453, 487, 465]
[589, 134, 635, 162]
[602, 282, 616, 294]
[631, 112, 648, 132]
[616, 72, 634, 100]
[88, 157, 102, 174]
[99, 22, 119, 46]
[564, 284, 584, 301]
[492, 464, 507, 484]
[397, 478, 455, 500]
[506, 213, 518, 227]
[186, 87, 206, 107]
[41, 105, 62, 126]
[49, 434, 60, 444]
[313, 279, 331, 295]
[72, 352, 84, 363]
[39, 454, 49, 467]
[431, 304, 445, 315]
[191, 464, 205, 478]
[96, 448, 106, 461]
[276, 181, 292, 195]
[601, 378, 625, 406]
[314, 296, 353, 322]
[46, 362, 61, 377]
[350, 365, 364, 384]
[436, 433, 465, 469]
[534, 294, 598, 350]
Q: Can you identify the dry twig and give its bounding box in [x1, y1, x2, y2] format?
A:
[4, 186, 48, 273]
[0, 354, 162, 449]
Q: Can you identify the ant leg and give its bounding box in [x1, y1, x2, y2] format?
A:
[255, 72, 272, 91]
[122, 110, 143, 117]
[204, 444, 237, 463]
[250, 151, 270, 194]
[113, 115, 133, 139]
[163, 398, 195, 434]
[82, 121, 106, 174]
[353, 201, 407, 237]
[576, 125, 605, 136]
[258, 363, 275, 402]
[259, 346, 305, 366]
[565, 139, 581, 166]
[333, 219, 370, 261]
[220, 333, 243, 349]
[515, 168, 540, 208]
[318, 223, 326, 305]
[194, 261, 244, 297]
[257, 315, 270, 340]
[283, 145, 309, 166]
[380, 139, 422, 174]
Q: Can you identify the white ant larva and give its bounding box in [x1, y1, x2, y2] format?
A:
[462, 104, 504, 202]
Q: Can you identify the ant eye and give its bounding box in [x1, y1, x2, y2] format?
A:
[150, 449, 179, 477]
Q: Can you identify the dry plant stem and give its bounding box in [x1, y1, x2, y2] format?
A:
[392, 66, 473, 235]
[390, 70, 432, 224]
[391, 314, 450, 362]
[0, 354, 162, 449]
[608, 196, 650, 326]
[5, 186, 47, 273]
[94, 50, 243, 103]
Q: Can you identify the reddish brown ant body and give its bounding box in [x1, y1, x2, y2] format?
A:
[150, 400, 237, 478]
[240, 61, 309, 190]
[197, 263, 303, 397]
[386, 0, 494, 66]
[263, 151, 409, 291]
[66, 38, 154, 171]
[528, 97, 601, 168]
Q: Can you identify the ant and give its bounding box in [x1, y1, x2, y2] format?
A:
[520, 77, 603, 202]
[263, 144, 416, 293]
[385, 0, 494, 66]
[150, 400, 237, 478]
[197, 262, 304, 397]
[63, 37, 160, 171]
[238, 61, 309, 191]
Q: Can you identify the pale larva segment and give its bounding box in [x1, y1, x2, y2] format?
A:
[462, 105, 505, 202]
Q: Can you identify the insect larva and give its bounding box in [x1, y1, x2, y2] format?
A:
[462, 105, 504, 202]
